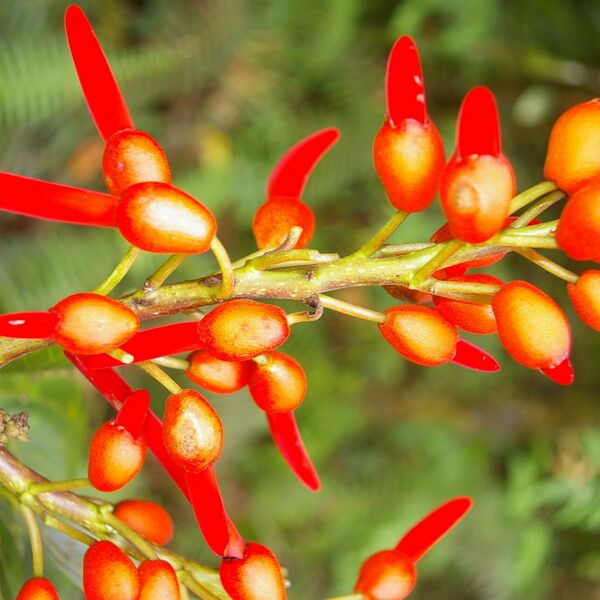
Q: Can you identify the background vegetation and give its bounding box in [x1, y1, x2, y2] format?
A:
[0, 1, 599, 598]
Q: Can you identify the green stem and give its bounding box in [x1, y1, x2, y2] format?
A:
[427, 279, 501, 302]
[28, 479, 90, 496]
[375, 242, 435, 257]
[319, 294, 385, 323]
[412, 239, 464, 284]
[354, 210, 409, 257]
[509, 181, 558, 213]
[210, 236, 234, 298]
[44, 514, 97, 546]
[178, 570, 222, 600]
[516, 248, 578, 283]
[138, 361, 183, 395]
[145, 254, 188, 291]
[94, 246, 141, 295]
[326, 595, 364, 600]
[152, 356, 191, 370]
[492, 235, 558, 249]
[103, 511, 157, 560]
[21, 506, 44, 577]
[511, 190, 564, 228]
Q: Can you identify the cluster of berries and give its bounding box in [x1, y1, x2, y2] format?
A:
[1, 4, 598, 600]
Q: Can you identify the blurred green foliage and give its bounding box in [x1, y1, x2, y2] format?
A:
[0, 0, 599, 598]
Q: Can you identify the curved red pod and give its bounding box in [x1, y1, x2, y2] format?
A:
[541, 356, 575, 386]
[114, 389, 150, 439]
[65, 5, 135, 140]
[452, 340, 500, 372]
[0, 311, 58, 339]
[266, 411, 320, 491]
[456, 86, 501, 159]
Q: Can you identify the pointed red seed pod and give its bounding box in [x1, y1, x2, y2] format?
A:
[0, 311, 59, 339]
[433, 274, 502, 334]
[103, 130, 171, 196]
[354, 550, 416, 600]
[452, 339, 500, 372]
[83, 541, 140, 600]
[186, 350, 251, 394]
[379, 305, 458, 366]
[113, 389, 150, 439]
[373, 36, 445, 213]
[253, 197, 316, 249]
[440, 87, 516, 243]
[138, 560, 180, 600]
[567, 270, 600, 330]
[65, 6, 135, 141]
[16, 577, 60, 600]
[116, 182, 217, 254]
[220, 542, 287, 600]
[162, 389, 223, 473]
[198, 300, 290, 361]
[492, 281, 571, 370]
[544, 98, 600, 193]
[541, 357, 575, 386]
[114, 499, 174, 546]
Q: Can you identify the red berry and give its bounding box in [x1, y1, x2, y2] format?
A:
[83, 541, 140, 600]
[16, 578, 60, 600]
[379, 305, 458, 366]
[186, 350, 251, 394]
[138, 560, 180, 600]
[50, 293, 139, 355]
[248, 352, 307, 413]
[567, 270, 600, 331]
[114, 499, 174, 546]
[88, 421, 147, 492]
[220, 542, 286, 600]
[198, 300, 290, 361]
[252, 197, 315, 249]
[492, 281, 571, 369]
[102, 129, 171, 196]
[544, 98, 600, 193]
[162, 389, 223, 473]
[354, 550, 416, 600]
[116, 182, 216, 254]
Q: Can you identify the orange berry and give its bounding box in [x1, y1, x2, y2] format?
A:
[252, 197, 315, 249]
[114, 499, 174, 546]
[138, 560, 180, 600]
[198, 300, 290, 361]
[433, 274, 502, 334]
[83, 541, 140, 600]
[50, 293, 139, 355]
[544, 98, 600, 193]
[162, 389, 223, 472]
[492, 281, 571, 369]
[102, 129, 171, 196]
[88, 421, 147, 492]
[116, 182, 216, 254]
[185, 350, 251, 394]
[567, 270, 600, 331]
[379, 305, 458, 366]
[16, 578, 60, 600]
[248, 352, 307, 413]
[354, 550, 416, 600]
[220, 542, 286, 600]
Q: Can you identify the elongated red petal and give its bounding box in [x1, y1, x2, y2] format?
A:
[266, 128, 340, 200]
[541, 357, 575, 385]
[65, 5, 135, 140]
[0, 172, 118, 226]
[114, 389, 150, 439]
[386, 36, 427, 126]
[266, 411, 320, 491]
[395, 497, 473, 562]
[81, 322, 203, 369]
[456, 86, 501, 159]
[452, 339, 500, 372]
[0, 311, 58, 339]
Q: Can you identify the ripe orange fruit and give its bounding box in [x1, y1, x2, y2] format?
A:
[114, 499, 174, 546]
[354, 550, 416, 600]
[567, 270, 600, 331]
[83, 541, 139, 600]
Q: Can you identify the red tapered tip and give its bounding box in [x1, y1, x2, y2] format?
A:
[541, 357, 575, 385]
[65, 5, 135, 140]
[266, 128, 340, 200]
[386, 36, 427, 126]
[0, 311, 58, 339]
[114, 389, 151, 439]
[396, 496, 473, 563]
[452, 339, 501, 372]
[456, 86, 501, 159]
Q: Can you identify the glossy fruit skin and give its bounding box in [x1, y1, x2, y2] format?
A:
[253, 197, 315, 249]
[198, 300, 290, 361]
[379, 305, 458, 366]
[220, 542, 287, 600]
[116, 182, 217, 254]
[567, 270, 600, 331]
[556, 178, 600, 260]
[138, 560, 180, 600]
[440, 153, 516, 243]
[492, 281, 571, 369]
[373, 119, 445, 212]
[248, 352, 307, 413]
[544, 99, 600, 193]
[185, 350, 251, 394]
[114, 499, 174, 545]
[354, 550, 416, 600]
[51, 293, 139, 355]
[162, 389, 223, 473]
[102, 129, 171, 195]
[16, 578, 60, 600]
[433, 274, 502, 334]
[88, 421, 147, 492]
[83, 541, 140, 600]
